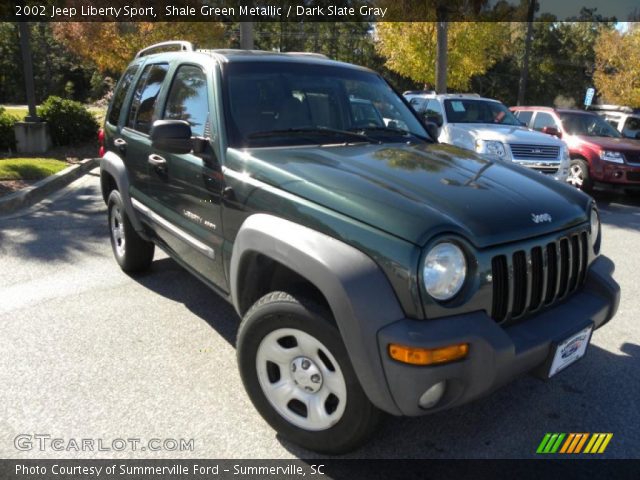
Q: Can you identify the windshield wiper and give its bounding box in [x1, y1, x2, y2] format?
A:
[350, 126, 430, 142]
[247, 127, 379, 144]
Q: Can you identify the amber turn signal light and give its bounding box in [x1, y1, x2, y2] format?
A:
[388, 343, 469, 366]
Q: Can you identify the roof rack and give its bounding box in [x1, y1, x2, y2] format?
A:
[135, 41, 194, 59]
[590, 104, 634, 113]
[403, 90, 435, 95]
[284, 52, 328, 58]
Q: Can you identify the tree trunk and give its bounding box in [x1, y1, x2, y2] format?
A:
[435, 8, 448, 94]
[18, 22, 39, 121]
[517, 0, 536, 105]
[240, 22, 254, 50]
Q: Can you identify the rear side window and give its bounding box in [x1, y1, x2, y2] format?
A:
[163, 65, 210, 137]
[515, 110, 533, 126]
[532, 112, 557, 131]
[127, 63, 169, 134]
[107, 65, 139, 125]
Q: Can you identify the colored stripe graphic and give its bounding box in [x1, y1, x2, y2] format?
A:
[559, 433, 575, 453]
[536, 433, 565, 454]
[573, 433, 589, 453]
[585, 433, 614, 454]
[538, 433, 613, 454]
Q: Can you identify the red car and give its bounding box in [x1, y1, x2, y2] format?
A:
[510, 106, 640, 192]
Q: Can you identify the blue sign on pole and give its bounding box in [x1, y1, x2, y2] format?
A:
[584, 87, 595, 107]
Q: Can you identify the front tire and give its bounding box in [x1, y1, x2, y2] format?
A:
[107, 190, 154, 272]
[237, 291, 384, 454]
[567, 159, 592, 192]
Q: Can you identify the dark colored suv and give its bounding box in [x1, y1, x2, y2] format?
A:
[511, 106, 640, 192]
[99, 41, 619, 453]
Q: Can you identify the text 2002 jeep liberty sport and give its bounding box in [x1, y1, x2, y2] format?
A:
[99, 41, 620, 453]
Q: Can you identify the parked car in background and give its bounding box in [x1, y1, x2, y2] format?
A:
[404, 92, 570, 182]
[511, 106, 640, 192]
[590, 105, 640, 140]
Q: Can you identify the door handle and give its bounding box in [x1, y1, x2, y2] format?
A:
[114, 138, 127, 151]
[148, 154, 167, 169]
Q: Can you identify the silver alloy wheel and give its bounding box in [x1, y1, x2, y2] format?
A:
[567, 164, 584, 187]
[256, 328, 347, 431]
[110, 206, 126, 257]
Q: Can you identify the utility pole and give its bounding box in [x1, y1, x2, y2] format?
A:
[239, 22, 254, 50]
[517, 0, 536, 105]
[18, 22, 39, 122]
[435, 6, 448, 94]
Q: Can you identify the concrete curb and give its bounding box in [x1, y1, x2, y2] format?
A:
[0, 158, 99, 215]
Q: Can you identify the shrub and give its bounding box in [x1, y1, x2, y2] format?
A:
[0, 107, 17, 152]
[37, 96, 99, 146]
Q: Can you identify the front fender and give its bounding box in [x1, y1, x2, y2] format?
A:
[230, 214, 405, 415]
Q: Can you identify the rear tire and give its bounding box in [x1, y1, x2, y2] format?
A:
[107, 190, 154, 272]
[567, 159, 592, 192]
[237, 291, 384, 454]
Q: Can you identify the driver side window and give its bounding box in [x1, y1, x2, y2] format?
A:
[163, 65, 210, 137]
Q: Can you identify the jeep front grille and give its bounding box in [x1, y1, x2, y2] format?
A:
[491, 231, 588, 324]
[509, 144, 560, 160]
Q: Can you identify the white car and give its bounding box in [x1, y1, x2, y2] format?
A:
[405, 92, 570, 182]
[592, 105, 640, 139]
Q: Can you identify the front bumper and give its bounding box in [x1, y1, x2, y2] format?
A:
[377, 255, 619, 416]
[594, 162, 640, 185]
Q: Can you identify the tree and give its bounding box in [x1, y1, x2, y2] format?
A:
[375, 22, 510, 91]
[0, 22, 97, 105]
[53, 22, 226, 75]
[594, 27, 640, 107]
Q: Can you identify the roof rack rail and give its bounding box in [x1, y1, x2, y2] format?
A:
[590, 104, 634, 113]
[403, 90, 435, 95]
[135, 41, 194, 59]
[284, 52, 328, 58]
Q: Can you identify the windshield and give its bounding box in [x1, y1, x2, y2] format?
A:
[222, 62, 429, 148]
[559, 112, 621, 138]
[443, 99, 521, 125]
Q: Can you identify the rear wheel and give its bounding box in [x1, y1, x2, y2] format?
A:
[107, 190, 154, 272]
[567, 159, 592, 192]
[237, 291, 384, 454]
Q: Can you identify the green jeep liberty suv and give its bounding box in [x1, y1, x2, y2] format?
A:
[99, 41, 620, 454]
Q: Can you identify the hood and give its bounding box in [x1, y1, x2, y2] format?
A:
[451, 124, 564, 145]
[227, 143, 590, 248]
[569, 135, 640, 152]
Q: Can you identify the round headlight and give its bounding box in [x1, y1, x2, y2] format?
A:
[590, 207, 601, 252]
[423, 242, 467, 301]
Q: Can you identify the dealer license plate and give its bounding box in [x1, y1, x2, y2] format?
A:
[548, 325, 593, 377]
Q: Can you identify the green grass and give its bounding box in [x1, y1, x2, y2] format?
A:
[2, 106, 27, 118]
[0, 158, 68, 181]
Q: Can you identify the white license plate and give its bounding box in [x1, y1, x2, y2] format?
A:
[548, 326, 593, 377]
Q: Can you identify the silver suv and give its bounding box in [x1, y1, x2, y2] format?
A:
[405, 92, 570, 182]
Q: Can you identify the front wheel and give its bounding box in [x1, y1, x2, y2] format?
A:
[567, 159, 593, 192]
[236, 291, 384, 454]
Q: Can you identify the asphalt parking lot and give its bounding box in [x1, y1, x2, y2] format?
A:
[0, 171, 638, 459]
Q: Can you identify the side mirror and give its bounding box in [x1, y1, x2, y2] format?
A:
[150, 120, 193, 154]
[541, 126, 562, 138]
[425, 122, 439, 143]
